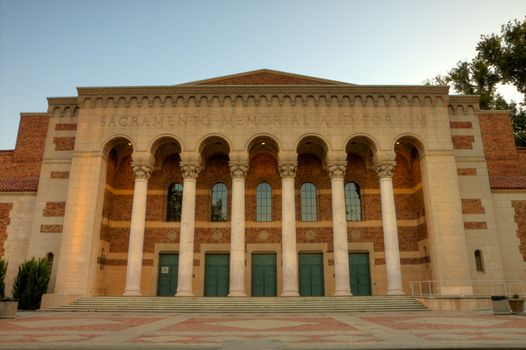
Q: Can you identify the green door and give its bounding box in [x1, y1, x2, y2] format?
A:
[349, 253, 372, 296]
[204, 254, 229, 296]
[251, 254, 277, 296]
[299, 253, 324, 296]
[157, 253, 178, 296]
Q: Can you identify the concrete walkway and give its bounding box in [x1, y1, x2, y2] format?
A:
[1, 310, 525, 349]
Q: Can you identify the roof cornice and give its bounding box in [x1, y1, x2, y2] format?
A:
[76, 85, 450, 96]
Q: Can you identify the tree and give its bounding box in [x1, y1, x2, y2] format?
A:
[0, 258, 7, 299]
[12, 257, 50, 310]
[477, 18, 526, 99]
[426, 17, 526, 146]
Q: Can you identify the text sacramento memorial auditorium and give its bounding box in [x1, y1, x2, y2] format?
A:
[0, 69, 525, 309]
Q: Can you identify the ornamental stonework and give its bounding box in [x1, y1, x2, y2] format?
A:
[131, 162, 153, 180]
[180, 162, 202, 179]
[229, 162, 249, 179]
[278, 161, 297, 179]
[326, 161, 347, 179]
[373, 160, 396, 179]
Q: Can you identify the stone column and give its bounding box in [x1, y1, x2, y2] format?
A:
[50, 154, 107, 304]
[176, 162, 201, 296]
[374, 159, 404, 295]
[123, 158, 153, 296]
[326, 161, 352, 296]
[229, 161, 249, 296]
[279, 160, 299, 296]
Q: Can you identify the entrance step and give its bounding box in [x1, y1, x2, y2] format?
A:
[47, 296, 428, 313]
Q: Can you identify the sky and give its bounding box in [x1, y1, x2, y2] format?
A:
[0, 0, 525, 150]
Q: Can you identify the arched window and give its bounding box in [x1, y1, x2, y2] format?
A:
[211, 183, 228, 222]
[344, 182, 362, 221]
[46, 252, 54, 273]
[256, 182, 272, 221]
[474, 250, 485, 272]
[166, 183, 183, 221]
[301, 183, 317, 221]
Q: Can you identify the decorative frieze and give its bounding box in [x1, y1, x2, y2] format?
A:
[77, 84, 449, 110]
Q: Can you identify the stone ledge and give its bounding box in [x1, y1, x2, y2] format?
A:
[40, 293, 82, 310]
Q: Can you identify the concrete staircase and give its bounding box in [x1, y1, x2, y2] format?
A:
[47, 296, 428, 313]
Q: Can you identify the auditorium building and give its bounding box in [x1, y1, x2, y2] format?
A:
[1, 69, 525, 308]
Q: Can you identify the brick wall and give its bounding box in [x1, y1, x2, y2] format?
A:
[0, 203, 13, 255]
[246, 153, 282, 221]
[461, 199, 485, 214]
[518, 149, 526, 175]
[0, 114, 49, 182]
[478, 112, 521, 176]
[42, 201, 66, 217]
[99, 147, 429, 269]
[198, 71, 334, 85]
[53, 137, 76, 151]
[512, 200, 526, 261]
[451, 136, 474, 150]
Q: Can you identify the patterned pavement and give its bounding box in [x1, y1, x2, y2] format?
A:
[0, 311, 525, 349]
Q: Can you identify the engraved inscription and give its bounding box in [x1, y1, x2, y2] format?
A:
[100, 113, 429, 129]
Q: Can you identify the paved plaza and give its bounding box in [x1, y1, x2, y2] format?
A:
[0, 310, 525, 349]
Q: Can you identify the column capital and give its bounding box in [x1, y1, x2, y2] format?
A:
[278, 161, 298, 179]
[229, 161, 249, 179]
[325, 160, 347, 179]
[373, 160, 396, 179]
[180, 162, 202, 179]
[131, 161, 153, 180]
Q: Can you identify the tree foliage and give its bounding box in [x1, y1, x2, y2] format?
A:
[0, 258, 7, 299]
[12, 257, 50, 310]
[426, 17, 526, 146]
[477, 18, 526, 97]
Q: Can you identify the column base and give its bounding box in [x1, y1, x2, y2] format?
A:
[334, 290, 353, 296]
[176, 291, 194, 297]
[386, 289, 405, 296]
[281, 291, 300, 297]
[228, 291, 246, 297]
[123, 290, 142, 296]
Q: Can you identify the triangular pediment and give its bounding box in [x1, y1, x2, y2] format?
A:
[177, 69, 353, 86]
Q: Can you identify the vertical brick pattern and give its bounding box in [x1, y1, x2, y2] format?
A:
[0, 203, 13, 255]
[195, 154, 232, 223]
[512, 200, 526, 261]
[518, 149, 526, 175]
[0, 114, 49, 182]
[478, 113, 521, 176]
[246, 153, 282, 222]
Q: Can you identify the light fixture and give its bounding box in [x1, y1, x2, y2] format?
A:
[261, 141, 266, 145]
[396, 141, 400, 145]
[128, 142, 132, 146]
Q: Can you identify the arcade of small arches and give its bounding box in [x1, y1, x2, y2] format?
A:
[99, 132, 432, 297]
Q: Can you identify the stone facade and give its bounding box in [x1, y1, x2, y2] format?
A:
[0, 69, 525, 306]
